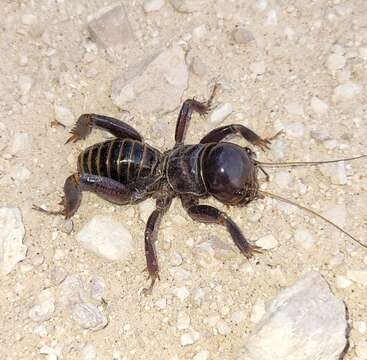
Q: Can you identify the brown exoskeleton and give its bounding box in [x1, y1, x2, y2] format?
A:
[36, 85, 367, 294]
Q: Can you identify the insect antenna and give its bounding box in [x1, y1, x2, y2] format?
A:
[258, 189, 367, 249]
[256, 154, 367, 168]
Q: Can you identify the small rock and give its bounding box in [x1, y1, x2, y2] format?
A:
[323, 139, 338, 150]
[285, 102, 304, 116]
[39, 345, 58, 360]
[323, 204, 346, 227]
[173, 287, 189, 301]
[249, 61, 266, 75]
[170, 0, 204, 13]
[192, 24, 208, 41]
[256, 234, 278, 250]
[87, 4, 134, 52]
[143, 0, 165, 12]
[51, 266, 67, 285]
[209, 103, 233, 125]
[231, 310, 246, 324]
[17, 75, 33, 96]
[111, 47, 188, 114]
[181, 332, 194, 346]
[238, 271, 347, 360]
[294, 228, 314, 249]
[310, 128, 329, 141]
[319, 162, 347, 185]
[250, 299, 265, 323]
[216, 320, 231, 335]
[29, 300, 55, 322]
[59, 275, 88, 306]
[332, 82, 362, 102]
[232, 27, 254, 45]
[72, 303, 108, 331]
[274, 171, 293, 189]
[11, 132, 32, 155]
[190, 57, 207, 77]
[192, 287, 205, 306]
[76, 215, 134, 261]
[54, 105, 75, 127]
[90, 276, 106, 302]
[81, 344, 97, 360]
[21, 13, 37, 25]
[264, 9, 278, 26]
[283, 122, 304, 137]
[193, 350, 209, 360]
[335, 275, 352, 289]
[346, 269, 367, 286]
[33, 324, 48, 337]
[155, 297, 167, 309]
[138, 198, 156, 223]
[354, 321, 367, 334]
[177, 311, 191, 330]
[0, 207, 27, 275]
[9, 165, 31, 181]
[58, 218, 74, 234]
[326, 54, 346, 71]
[310, 96, 328, 115]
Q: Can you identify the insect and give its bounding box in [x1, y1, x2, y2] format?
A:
[36, 85, 366, 294]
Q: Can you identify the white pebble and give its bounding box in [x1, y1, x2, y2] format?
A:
[274, 171, 293, 189]
[90, 276, 106, 302]
[249, 61, 266, 75]
[81, 343, 97, 360]
[250, 299, 266, 323]
[143, 0, 165, 13]
[155, 297, 167, 309]
[327, 53, 346, 71]
[323, 139, 338, 150]
[231, 310, 246, 324]
[0, 207, 27, 275]
[170, 0, 204, 13]
[181, 333, 194, 346]
[216, 320, 231, 335]
[21, 13, 37, 25]
[76, 215, 134, 261]
[172, 287, 189, 301]
[323, 204, 346, 227]
[256, 234, 278, 250]
[72, 303, 108, 330]
[265, 9, 277, 26]
[17, 75, 33, 96]
[232, 27, 254, 45]
[283, 122, 304, 137]
[354, 321, 367, 334]
[192, 24, 208, 41]
[294, 228, 314, 249]
[33, 324, 48, 337]
[332, 82, 362, 102]
[54, 105, 75, 127]
[310, 96, 328, 115]
[193, 350, 209, 360]
[11, 132, 32, 156]
[51, 266, 67, 285]
[285, 102, 304, 116]
[310, 128, 329, 141]
[335, 275, 352, 289]
[209, 103, 233, 125]
[138, 198, 156, 223]
[29, 300, 55, 322]
[346, 269, 367, 286]
[190, 57, 207, 78]
[177, 311, 191, 330]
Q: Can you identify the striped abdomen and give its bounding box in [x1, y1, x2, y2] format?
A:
[77, 139, 161, 183]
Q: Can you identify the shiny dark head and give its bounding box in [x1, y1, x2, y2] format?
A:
[201, 142, 258, 205]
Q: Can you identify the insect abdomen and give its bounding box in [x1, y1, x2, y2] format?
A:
[78, 139, 160, 183]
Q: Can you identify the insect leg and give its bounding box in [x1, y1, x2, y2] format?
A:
[66, 114, 142, 143]
[200, 124, 283, 151]
[175, 83, 219, 145]
[181, 196, 262, 258]
[142, 194, 173, 295]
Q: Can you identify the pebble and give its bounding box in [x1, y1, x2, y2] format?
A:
[354, 321, 367, 334]
[17, 75, 33, 97]
[249, 61, 266, 75]
[256, 234, 278, 250]
[193, 350, 209, 360]
[155, 297, 167, 309]
[209, 103, 233, 125]
[54, 105, 75, 127]
[265, 9, 278, 26]
[51, 266, 67, 285]
[326, 53, 346, 71]
[310, 96, 329, 115]
[81, 344, 97, 360]
[170, 0, 204, 13]
[239, 271, 347, 359]
[172, 287, 189, 301]
[11, 132, 31, 155]
[323, 204, 346, 227]
[250, 299, 266, 323]
[231, 310, 246, 324]
[57, 218, 74, 234]
[9, 165, 31, 182]
[29, 300, 55, 322]
[143, 0, 165, 12]
[319, 162, 347, 185]
[232, 27, 254, 45]
[138, 198, 156, 223]
[274, 171, 293, 189]
[177, 311, 190, 330]
[87, 4, 134, 52]
[335, 275, 352, 289]
[21, 13, 37, 25]
[33, 324, 48, 337]
[310, 128, 329, 141]
[90, 276, 106, 302]
[76, 215, 134, 261]
[332, 82, 362, 102]
[39, 345, 58, 360]
[283, 122, 304, 137]
[294, 228, 314, 249]
[192, 24, 208, 41]
[216, 320, 231, 335]
[112, 46, 188, 114]
[181, 333, 194, 346]
[285, 102, 304, 116]
[346, 269, 367, 286]
[72, 303, 108, 331]
[59, 274, 89, 306]
[0, 207, 27, 275]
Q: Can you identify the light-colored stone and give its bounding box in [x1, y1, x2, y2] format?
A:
[17, 74, 33, 96]
[232, 27, 254, 45]
[335, 275, 352, 289]
[11, 132, 32, 155]
[346, 269, 367, 286]
[283, 122, 304, 137]
[0, 207, 27, 275]
[250, 299, 266, 323]
[332, 82, 362, 102]
[81, 343, 97, 360]
[326, 54, 346, 71]
[76, 215, 134, 261]
[170, 0, 205, 13]
[29, 300, 55, 322]
[249, 61, 266, 75]
[216, 319, 231, 335]
[143, 0, 165, 13]
[239, 271, 347, 360]
[112, 47, 188, 114]
[72, 303, 108, 331]
[193, 350, 209, 360]
[54, 105, 75, 127]
[323, 204, 346, 227]
[177, 311, 190, 330]
[209, 103, 233, 125]
[310, 96, 328, 115]
[294, 229, 314, 249]
[285, 102, 304, 116]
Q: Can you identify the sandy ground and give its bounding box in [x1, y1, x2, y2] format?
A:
[1, 0, 367, 359]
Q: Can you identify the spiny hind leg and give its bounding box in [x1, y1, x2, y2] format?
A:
[66, 114, 143, 143]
